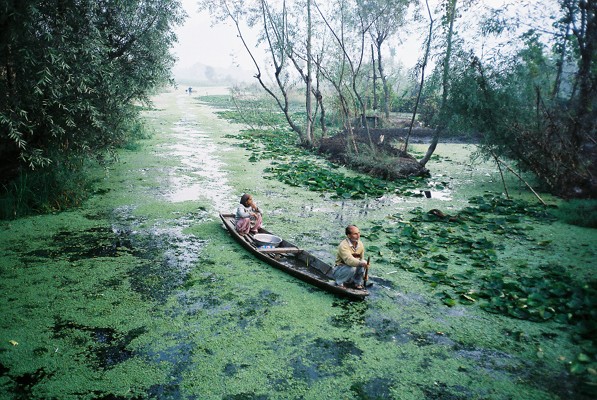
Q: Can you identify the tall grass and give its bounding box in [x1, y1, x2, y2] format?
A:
[0, 119, 150, 220]
[0, 161, 94, 220]
[552, 199, 597, 228]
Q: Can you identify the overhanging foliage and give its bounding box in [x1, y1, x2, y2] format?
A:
[0, 0, 185, 180]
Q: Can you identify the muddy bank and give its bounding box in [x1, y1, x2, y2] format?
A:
[317, 127, 483, 180]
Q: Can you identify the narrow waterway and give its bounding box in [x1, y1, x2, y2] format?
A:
[0, 87, 594, 400]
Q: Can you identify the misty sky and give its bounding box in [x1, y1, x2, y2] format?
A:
[171, 0, 532, 73]
[172, 0, 253, 70]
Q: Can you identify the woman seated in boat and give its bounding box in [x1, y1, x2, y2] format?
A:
[235, 193, 263, 235]
[333, 225, 367, 289]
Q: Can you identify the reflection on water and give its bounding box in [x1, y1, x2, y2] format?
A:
[160, 113, 235, 207]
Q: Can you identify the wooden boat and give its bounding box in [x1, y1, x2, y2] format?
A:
[219, 213, 369, 300]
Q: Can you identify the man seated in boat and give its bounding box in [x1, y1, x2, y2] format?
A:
[235, 193, 263, 235]
[333, 225, 367, 289]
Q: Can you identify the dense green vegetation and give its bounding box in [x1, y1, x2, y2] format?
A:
[0, 0, 185, 218]
[199, 93, 597, 394]
[1, 88, 595, 399]
[200, 0, 596, 198]
[3, 1, 594, 218]
[435, 27, 596, 198]
[202, 92, 597, 230]
[224, 127, 440, 200]
[370, 194, 597, 393]
[551, 199, 597, 229]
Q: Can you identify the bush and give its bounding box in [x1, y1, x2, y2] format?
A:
[552, 199, 597, 228]
[0, 160, 93, 220]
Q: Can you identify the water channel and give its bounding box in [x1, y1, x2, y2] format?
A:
[0, 86, 595, 399]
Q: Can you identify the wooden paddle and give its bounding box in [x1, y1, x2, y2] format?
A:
[364, 256, 370, 286]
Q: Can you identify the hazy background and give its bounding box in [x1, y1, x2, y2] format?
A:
[171, 0, 522, 86]
[171, 0, 256, 84]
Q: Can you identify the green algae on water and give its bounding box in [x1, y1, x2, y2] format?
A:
[1, 87, 595, 399]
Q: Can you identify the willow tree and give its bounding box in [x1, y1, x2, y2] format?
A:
[198, 0, 317, 144]
[258, 0, 306, 138]
[418, 0, 458, 167]
[305, 0, 314, 143]
[0, 0, 184, 183]
[433, 0, 596, 197]
[495, 0, 596, 197]
[403, 0, 434, 152]
[314, 0, 386, 154]
[365, 0, 413, 118]
[562, 0, 596, 151]
[278, 0, 324, 145]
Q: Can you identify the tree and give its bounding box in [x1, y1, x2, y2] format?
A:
[305, 0, 314, 143]
[418, 0, 458, 167]
[404, 0, 434, 152]
[315, 0, 382, 152]
[561, 0, 596, 150]
[437, 0, 596, 197]
[198, 0, 318, 144]
[0, 0, 184, 183]
[366, 0, 412, 118]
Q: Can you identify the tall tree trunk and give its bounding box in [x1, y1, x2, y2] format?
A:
[371, 44, 378, 112]
[375, 38, 390, 119]
[420, 0, 457, 167]
[256, 0, 304, 139]
[305, 0, 314, 145]
[314, 53, 327, 137]
[552, 19, 571, 99]
[571, 0, 597, 144]
[404, 0, 434, 153]
[314, 0, 372, 152]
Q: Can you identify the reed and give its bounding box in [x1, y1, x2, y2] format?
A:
[0, 162, 92, 220]
[552, 199, 597, 228]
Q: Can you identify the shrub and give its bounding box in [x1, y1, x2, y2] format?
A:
[552, 199, 597, 228]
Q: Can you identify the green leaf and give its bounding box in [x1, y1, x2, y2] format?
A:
[578, 353, 592, 363]
[443, 298, 457, 307]
[571, 362, 587, 375]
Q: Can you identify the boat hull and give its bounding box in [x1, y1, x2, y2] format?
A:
[219, 213, 368, 300]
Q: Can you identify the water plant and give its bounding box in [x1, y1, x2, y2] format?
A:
[551, 199, 597, 228]
[366, 193, 597, 393]
[2, 88, 595, 399]
[201, 92, 597, 394]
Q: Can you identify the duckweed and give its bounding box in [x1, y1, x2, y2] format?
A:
[0, 88, 595, 399]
